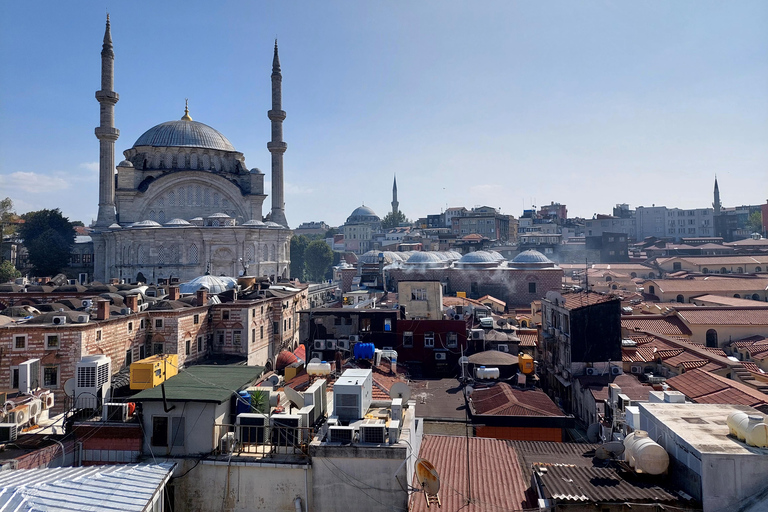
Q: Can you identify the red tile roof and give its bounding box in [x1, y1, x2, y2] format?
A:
[666, 369, 768, 409]
[469, 383, 563, 417]
[585, 374, 652, 402]
[676, 307, 768, 325]
[517, 331, 538, 348]
[621, 315, 692, 336]
[648, 276, 768, 293]
[411, 435, 529, 512]
[557, 292, 619, 311]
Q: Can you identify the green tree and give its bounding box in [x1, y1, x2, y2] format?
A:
[1, 197, 16, 237]
[290, 235, 311, 281]
[381, 210, 408, 229]
[18, 209, 76, 277]
[747, 211, 763, 234]
[323, 227, 339, 238]
[304, 240, 333, 282]
[0, 260, 21, 283]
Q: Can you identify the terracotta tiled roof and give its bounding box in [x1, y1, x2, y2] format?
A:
[517, 332, 538, 348]
[741, 362, 766, 375]
[443, 296, 486, 308]
[657, 256, 768, 266]
[730, 335, 768, 349]
[675, 307, 768, 325]
[666, 369, 768, 409]
[469, 383, 563, 417]
[621, 315, 692, 336]
[558, 292, 619, 311]
[649, 277, 768, 293]
[411, 435, 530, 512]
[691, 294, 764, 307]
[585, 374, 652, 402]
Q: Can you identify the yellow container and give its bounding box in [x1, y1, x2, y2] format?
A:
[519, 354, 535, 374]
[130, 354, 179, 390]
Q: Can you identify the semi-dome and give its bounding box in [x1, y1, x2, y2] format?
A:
[133, 119, 235, 152]
[406, 252, 443, 264]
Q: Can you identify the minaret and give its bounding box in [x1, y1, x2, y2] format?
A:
[95, 14, 119, 227]
[391, 175, 399, 217]
[267, 40, 288, 227]
[713, 176, 721, 214]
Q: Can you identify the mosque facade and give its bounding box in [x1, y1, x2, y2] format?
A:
[91, 17, 291, 283]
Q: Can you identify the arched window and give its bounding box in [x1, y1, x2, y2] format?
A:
[648, 285, 655, 295]
[702, 268, 708, 274]
[169, 244, 179, 263]
[149, 210, 156, 221]
[734, 294, 740, 298]
[157, 245, 166, 265]
[189, 244, 199, 265]
[158, 211, 165, 223]
[676, 294, 684, 303]
[648, 272, 655, 279]
[612, 284, 618, 290]
[706, 329, 718, 348]
[520, 320, 528, 327]
[195, 186, 202, 206]
[721, 267, 727, 274]
[605, 276, 612, 282]
[630, 272, 637, 278]
[673, 262, 682, 271]
[756, 267, 763, 272]
[138, 245, 148, 265]
[168, 191, 175, 206]
[753, 294, 761, 301]
[204, 188, 210, 207]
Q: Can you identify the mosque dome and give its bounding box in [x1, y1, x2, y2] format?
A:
[131, 220, 162, 228]
[405, 252, 446, 267]
[346, 205, 380, 224]
[511, 250, 553, 264]
[164, 218, 191, 226]
[179, 275, 237, 295]
[456, 251, 500, 268]
[133, 119, 235, 152]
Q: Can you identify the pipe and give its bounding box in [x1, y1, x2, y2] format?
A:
[294, 496, 303, 512]
[44, 436, 66, 467]
[304, 463, 309, 512]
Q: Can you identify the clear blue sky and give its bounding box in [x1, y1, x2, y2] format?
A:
[1, 1, 766, 227]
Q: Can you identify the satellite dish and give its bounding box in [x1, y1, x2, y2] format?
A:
[390, 382, 411, 403]
[458, 356, 469, 365]
[284, 385, 305, 409]
[586, 423, 600, 444]
[415, 458, 441, 495]
[595, 441, 626, 460]
[309, 358, 322, 364]
[63, 378, 76, 397]
[264, 375, 280, 387]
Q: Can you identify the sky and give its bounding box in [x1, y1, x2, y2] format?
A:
[1, 1, 767, 228]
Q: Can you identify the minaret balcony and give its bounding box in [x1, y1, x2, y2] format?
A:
[95, 126, 120, 140]
[267, 141, 287, 152]
[95, 90, 119, 103]
[268, 109, 286, 121]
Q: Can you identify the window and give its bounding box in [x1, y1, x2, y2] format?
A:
[222, 310, 230, 320]
[424, 332, 435, 348]
[288, 318, 291, 330]
[140, 319, 145, 329]
[139, 345, 146, 360]
[217, 332, 225, 344]
[706, 329, 718, 348]
[361, 318, 371, 332]
[151, 416, 169, 447]
[384, 318, 392, 332]
[403, 332, 413, 348]
[273, 321, 279, 334]
[155, 319, 163, 329]
[411, 288, 427, 301]
[153, 343, 164, 355]
[334, 317, 342, 325]
[260, 326, 264, 339]
[128, 321, 133, 332]
[125, 349, 132, 366]
[82, 254, 92, 264]
[345, 317, 353, 325]
[233, 331, 242, 345]
[95, 330, 102, 342]
[447, 332, 458, 348]
[194, 314, 199, 325]
[171, 416, 185, 447]
[185, 339, 191, 355]
[673, 262, 682, 271]
[43, 366, 59, 388]
[528, 282, 537, 294]
[197, 336, 203, 351]
[45, 334, 59, 350]
[71, 254, 80, 264]
[283, 319, 287, 331]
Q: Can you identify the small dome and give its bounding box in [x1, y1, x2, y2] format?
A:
[487, 250, 505, 261]
[117, 159, 133, 168]
[242, 219, 266, 226]
[511, 250, 553, 264]
[132, 220, 162, 228]
[179, 275, 237, 294]
[459, 251, 496, 264]
[164, 218, 191, 226]
[359, 250, 399, 265]
[133, 119, 235, 152]
[208, 212, 231, 218]
[406, 252, 443, 264]
[264, 221, 283, 228]
[108, 223, 122, 229]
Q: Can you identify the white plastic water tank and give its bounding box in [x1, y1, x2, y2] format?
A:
[307, 362, 332, 376]
[727, 412, 768, 447]
[623, 430, 669, 475]
[475, 366, 500, 379]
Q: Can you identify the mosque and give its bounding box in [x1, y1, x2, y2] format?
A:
[91, 17, 291, 283]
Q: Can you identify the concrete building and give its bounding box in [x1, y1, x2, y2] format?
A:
[397, 280, 443, 319]
[342, 205, 381, 254]
[90, 19, 291, 283]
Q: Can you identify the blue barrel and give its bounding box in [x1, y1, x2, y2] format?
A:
[237, 390, 251, 414]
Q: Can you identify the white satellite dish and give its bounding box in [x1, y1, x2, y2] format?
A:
[415, 458, 441, 495]
[595, 441, 626, 460]
[458, 356, 469, 365]
[390, 382, 411, 403]
[586, 423, 600, 444]
[284, 385, 305, 409]
[63, 378, 76, 397]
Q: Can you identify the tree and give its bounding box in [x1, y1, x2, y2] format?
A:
[1, 197, 16, 237]
[747, 211, 764, 234]
[381, 210, 408, 229]
[323, 227, 339, 238]
[304, 240, 334, 282]
[18, 209, 76, 277]
[0, 260, 21, 283]
[290, 235, 311, 281]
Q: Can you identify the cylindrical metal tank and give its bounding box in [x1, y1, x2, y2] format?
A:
[624, 430, 669, 475]
[475, 366, 500, 379]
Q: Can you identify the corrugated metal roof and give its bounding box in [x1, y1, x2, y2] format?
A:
[134, 119, 235, 151]
[410, 435, 530, 512]
[0, 463, 174, 512]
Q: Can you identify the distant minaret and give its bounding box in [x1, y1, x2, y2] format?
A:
[95, 14, 119, 227]
[713, 176, 721, 214]
[267, 40, 288, 227]
[391, 175, 399, 218]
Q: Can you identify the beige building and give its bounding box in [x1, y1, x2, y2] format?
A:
[644, 276, 768, 303]
[398, 280, 443, 319]
[656, 255, 768, 275]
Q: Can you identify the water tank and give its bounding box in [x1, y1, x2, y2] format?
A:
[519, 354, 534, 374]
[237, 391, 252, 414]
[623, 430, 669, 475]
[475, 366, 500, 379]
[727, 412, 768, 448]
[353, 343, 375, 360]
[307, 362, 332, 376]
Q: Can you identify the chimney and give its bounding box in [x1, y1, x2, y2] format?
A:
[96, 299, 110, 321]
[125, 294, 139, 312]
[196, 288, 208, 307]
[169, 285, 180, 301]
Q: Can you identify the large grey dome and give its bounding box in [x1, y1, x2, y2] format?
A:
[512, 250, 553, 264]
[134, 120, 235, 151]
[346, 205, 380, 224]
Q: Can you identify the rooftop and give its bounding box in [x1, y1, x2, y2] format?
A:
[674, 307, 768, 326]
[665, 369, 768, 412]
[131, 365, 264, 404]
[469, 383, 564, 417]
[621, 315, 692, 336]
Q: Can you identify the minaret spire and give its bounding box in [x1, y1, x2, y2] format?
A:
[267, 40, 288, 227]
[95, 14, 119, 227]
[713, 175, 721, 214]
[391, 174, 399, 218]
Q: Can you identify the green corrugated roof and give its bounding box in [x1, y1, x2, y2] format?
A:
[131, 365, 264, 404]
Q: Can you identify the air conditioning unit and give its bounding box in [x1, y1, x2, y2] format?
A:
[270, 415, 301, 447]
[497, 344, 509, 353]
[359, 419, 387, 444]
[0, 424, 18, 444]
[304, 379, 328, 419]
[389, 420, 400, 445]
[82, 299, 93, 308]
[336, 339, 349, 351]
[19, 359, 40, 394]
[103, 403, 129, 422]
[28, 399, 42, 421]
[325, 340, 337, 350]
[333, 369, 372, 421]
[220, 432, 236, 453]
[311, 352, 323, 362]
[40, 392, 54, 410]
[611, 366, 623, 376]
[7, 405, 28, 427]
[470, 329, 484, 340]
[391, 398, 403, 422]
[328, 425, 355, 444]
[435, 352, 447, 361]
[75, 355, 111, 409]
[349, 335, 360, 342]
[313, 340, 324, 350]
[585, 368, 597, 376]
[52, 316, 67, 325]
[236, 413, 269, 444]
[76, 314, 90, 323]
[120, 308, 132, 315]
[298, 405, 315, 436]
[630, 365, 642, 375]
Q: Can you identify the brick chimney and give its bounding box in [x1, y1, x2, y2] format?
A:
[96, 300, 110, 321]
[196, 288, 208, 307]
[169, 285, 180, 301]
[125, 294, 139, 312]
